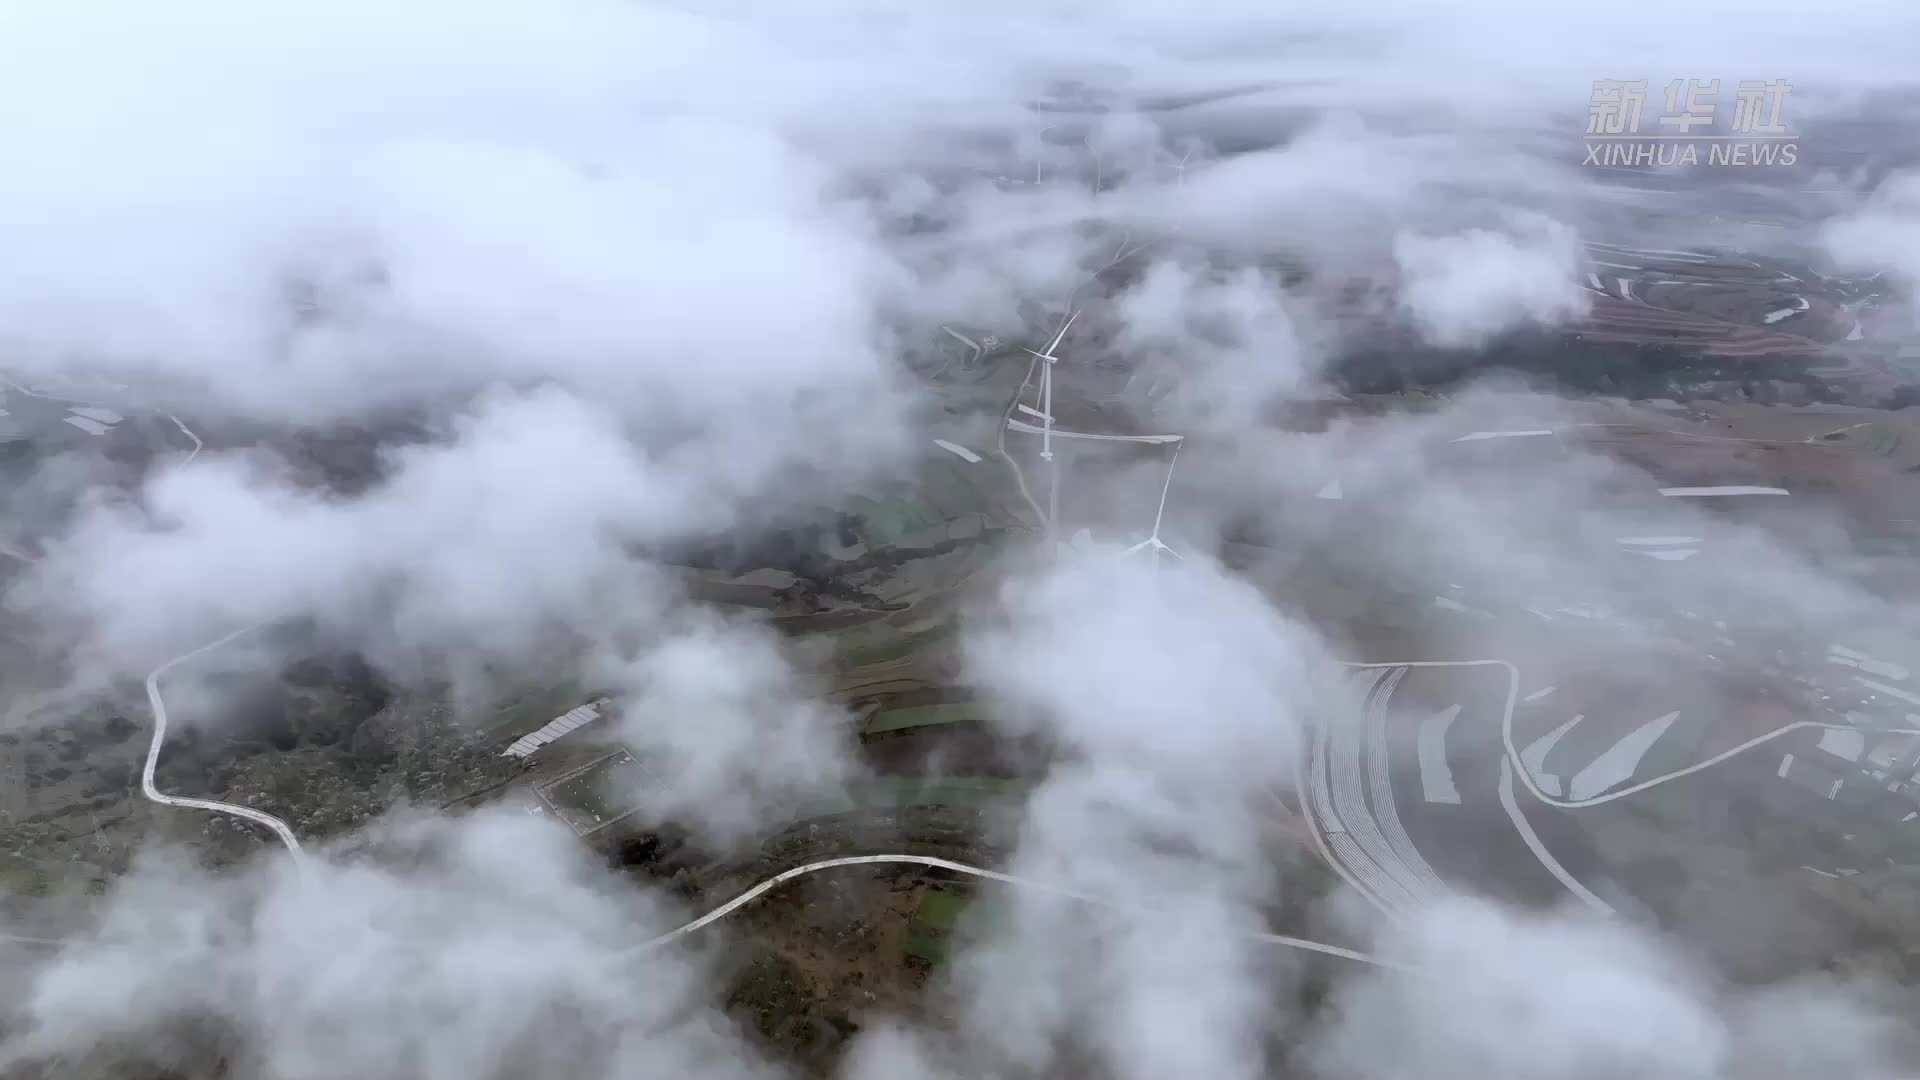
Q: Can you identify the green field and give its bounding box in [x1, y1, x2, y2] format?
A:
[486, 680, 591, 736]
[846, 495, 945, 548]
[788, 776, 1023, 820]
[0, 859, 49, 898]
[862, 702, 983, 735]
[1861, 426, 1901, 456]
[903, 889, 973, 965]
[833, 614, 960, 670]
[918, 464, 984, 519]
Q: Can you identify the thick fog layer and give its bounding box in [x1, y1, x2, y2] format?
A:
[5, 0, 1920, 1077]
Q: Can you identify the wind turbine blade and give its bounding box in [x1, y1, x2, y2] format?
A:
[1043, 310, 1079, 356]
[1160, 546, 1185, 562]
[1122, 538, 1154, 553]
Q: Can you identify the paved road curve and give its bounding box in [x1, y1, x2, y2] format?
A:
[10, 851, 1389, 969]
[633, 852, 1397, 967]
[143, 628, 305, 863]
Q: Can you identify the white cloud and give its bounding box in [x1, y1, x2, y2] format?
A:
[1395, 214, 1590, 348]
[3, 811, 777, 1080]
[903, 549, 1343, 1080]
[1824, 171, 1920, 308]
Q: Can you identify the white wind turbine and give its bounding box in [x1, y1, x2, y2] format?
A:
[1123, 437, 1186, 569]
[1162, 146, 1195, 230]
[1166, 147, 1193, 185]
[1005, 308, 1191, 550]
[1021, 309, 1078, 465]
[1035, 124, 1063, 185]
[1024, 309, 1078, 537]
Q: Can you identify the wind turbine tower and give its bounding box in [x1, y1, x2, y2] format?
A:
[1023, 310, 1078, 536]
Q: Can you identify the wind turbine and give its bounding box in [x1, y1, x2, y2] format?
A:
[1035, 125, 1062, 185]
[1162, 147, 1194, 230]
[1023, 309, 1078, 539]
[1022, 309, 1078, 464]
[1123, 437, 1186, 570]
[1165, 147, 1193, 185]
